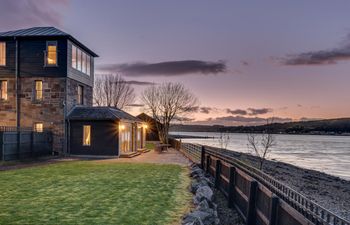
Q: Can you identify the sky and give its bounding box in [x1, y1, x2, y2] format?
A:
[1, 0, 350, 125]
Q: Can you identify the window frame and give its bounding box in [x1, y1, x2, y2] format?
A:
[71, 43, 91, 76]
[0, 80, 8, 100]
[34, 80, 43, 101]
[0, 42, 6, 66]
[77, 85, 84, 105]
[83, 125, 91, 146]
[45, 41, 58, 67]
[34, 122, 44, 133]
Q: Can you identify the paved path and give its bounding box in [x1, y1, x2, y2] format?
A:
[101, 148, 191, 166]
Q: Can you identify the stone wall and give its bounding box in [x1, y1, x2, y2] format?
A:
[0, 77, 16, 127]
[19, 77, 66, 152]
[66, 77, 93, 112]
[0, 76, 93, 154]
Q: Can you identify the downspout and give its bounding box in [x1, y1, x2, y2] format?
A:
[15, 37, 20, 129]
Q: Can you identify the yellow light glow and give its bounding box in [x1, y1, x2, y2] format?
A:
[119, 124, 125, 130]
[143, 124, 148, 129]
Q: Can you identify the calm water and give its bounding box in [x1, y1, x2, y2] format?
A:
[170, 132, 350, 180]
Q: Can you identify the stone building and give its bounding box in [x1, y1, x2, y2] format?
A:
[0, 27, 98, 154]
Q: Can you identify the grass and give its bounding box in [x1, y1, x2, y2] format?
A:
[0, 161, 191, 225]
[146, 142, 156, 150]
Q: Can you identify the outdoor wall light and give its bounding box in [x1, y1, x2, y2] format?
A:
[119, 125, 125, 130]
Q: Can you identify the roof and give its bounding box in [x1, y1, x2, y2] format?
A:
[0, 27, 98, 57]
[67, 106, 141, 122]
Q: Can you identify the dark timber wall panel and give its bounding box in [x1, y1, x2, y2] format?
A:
[69, 120, 119, 156]
[19, 38, 67, 77]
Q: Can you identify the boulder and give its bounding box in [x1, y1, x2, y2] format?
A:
[191, 179, 209, 193]
[190, 168, 204, 177]
[182, 211, 211, 225]
[193, 186, 214, 205]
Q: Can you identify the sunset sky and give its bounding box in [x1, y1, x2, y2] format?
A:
[1, 0, 350, 125]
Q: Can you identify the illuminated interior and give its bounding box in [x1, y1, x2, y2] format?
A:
[47, 43, 57, 65]
[83, 125, 91, 146]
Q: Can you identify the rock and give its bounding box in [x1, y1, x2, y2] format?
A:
[191, 168, 204, 177]
[191, 179, 209, 193]
[194, 186, 214, 205]
[183, 211, 213, 225]
[196, 199, 210, 211]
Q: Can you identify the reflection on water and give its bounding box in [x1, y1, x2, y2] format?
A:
[170, 132, 350, 180]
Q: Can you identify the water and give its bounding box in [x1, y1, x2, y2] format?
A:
[170, 132, 350, 180]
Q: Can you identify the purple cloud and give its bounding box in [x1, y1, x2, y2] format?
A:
[97, 60, 227, 77]
[0, 0, 69, 30]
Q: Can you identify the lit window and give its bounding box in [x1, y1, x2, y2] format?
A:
[0, 80, 7, 100]
[35, 80, 43, 101]
[82, 52, 86, 74]
[34, 123, 43, 132]
[72, 45, 77, 69]
[0, 42, 5, 66]
[71, 44, 91, 75]
[86, 55, 91, 76]
[83, 125, 91, 146]
[77, 48, 82, 71]
[77, 85, 84, 105]
[46, 41, 57, 66]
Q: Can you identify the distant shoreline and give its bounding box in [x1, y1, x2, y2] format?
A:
[170, 131, 350, 137]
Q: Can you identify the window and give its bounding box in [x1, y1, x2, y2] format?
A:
[83, 125, 91, 146]
[0, 80, 7, 100]
[71, 44, 91, 76]
[34, 123, 43, 132]
[46, 41, 57, 66]
[77, 48, 82, 71]
[0, 42, 5, 66]
[35, 80, 43, 101]
[77, 85, 84, 105]
[82, 53, 86, 74]
[72, 45, 77, 69]
[87, 55, 91, 75]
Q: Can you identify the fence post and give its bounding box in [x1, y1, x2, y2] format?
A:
[215, 159, 221, 188]
[247, 180, 258, 225]
[206, 155, 210, 173]
[227, 166, 236, 208]
[201, 146, 205, 169]
[269, 195, 279, 225]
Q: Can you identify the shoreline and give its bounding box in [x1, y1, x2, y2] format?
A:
[170, 131, 350, 137]
[218, 148, 350, 221]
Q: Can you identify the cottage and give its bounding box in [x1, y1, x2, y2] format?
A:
[67, 106, 147, 157]
[137, 113, 161, 141]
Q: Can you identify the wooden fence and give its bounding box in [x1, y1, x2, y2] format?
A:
[0, 130, 53, 161]
[169, 139, 350, 225]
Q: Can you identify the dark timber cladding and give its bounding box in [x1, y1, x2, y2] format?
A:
[67, 106, 143, 156]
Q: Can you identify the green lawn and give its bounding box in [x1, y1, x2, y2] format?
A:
[145, 142, 156, 150]
[0, 161, 191, 225]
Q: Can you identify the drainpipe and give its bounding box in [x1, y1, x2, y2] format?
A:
[15, 37, 20, 129]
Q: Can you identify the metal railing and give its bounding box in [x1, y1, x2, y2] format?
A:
[172, 139, 350, 225]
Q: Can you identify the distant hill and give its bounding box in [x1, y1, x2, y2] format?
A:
[170, 118, 350, 135]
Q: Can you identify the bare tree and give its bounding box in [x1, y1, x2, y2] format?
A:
[247, 119, 276, 170]
[141, 82, 198, 144]
[93, 74, 135, 109]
